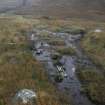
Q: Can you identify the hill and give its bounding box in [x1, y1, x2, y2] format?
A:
[0, 0, 105, 20]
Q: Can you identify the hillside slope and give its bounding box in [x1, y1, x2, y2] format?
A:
[15, 0, 105, 20]
[0, 0, 105, 20]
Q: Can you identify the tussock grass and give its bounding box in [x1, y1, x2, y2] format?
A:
[1, 15, 105, 105]
[82, 31, 105, 70]
[0, 15, 73, 105]
[77, 69, 105, 105]
[57, 47, 76, 56]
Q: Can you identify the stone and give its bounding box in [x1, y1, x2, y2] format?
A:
[14, 89, 37, 104]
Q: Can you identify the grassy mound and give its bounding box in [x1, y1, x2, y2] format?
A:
[77, 69, 105, 105]
[82, 30, 105, 70]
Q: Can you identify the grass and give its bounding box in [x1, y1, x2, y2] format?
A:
[0, 15, 73, 105]
[0, 14, 105, 105]
[57, 47, 76, 56]
[49, 25, 86, 35]
[81, 30, 105, 70]
[78, 22, 105, 105]
[77, 68, 105, 105]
